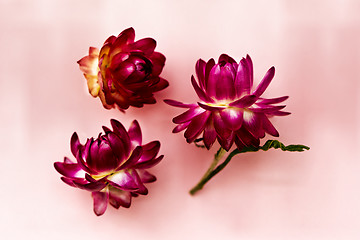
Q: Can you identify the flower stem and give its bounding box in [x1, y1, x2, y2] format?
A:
[189, 147, 227, 195]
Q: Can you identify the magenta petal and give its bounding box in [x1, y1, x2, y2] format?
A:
[113, 27, 135, 48]
[173, 107, 205, 124]
[117, 146, 142, 170]
[73, 179, 107, 192]
[216, 64, 235, 100]
[70, 132, 81, 158]
[137, 170, 157, 183]
[206, 64, 221, 98]
[107, 170, 139, 191]
[258, 96, 289, 104]
[97, 141, 118, 172]
[60, 177, 77, 187]
[261, 115, 279, 137]
[128, 120, 142, 147]
[107, 132, 125, 161]
[184, 111, 211, 142]
[228, 95, 257, 108]
[54, 158, 85, 179]
[252, 66, 275, 97]
[249, 105, 286, 114]
[245, 55, 253, 87]
[268, 111, 291, 116]
[172, 122, 190, 133]
[203, 122, 217, 150]
[213, 113, 233, 141]
[109, 186, 132, 209]
[197, 102, 226, 111]
[149, 52, 166, 76]
[216, 132, 235, 151]
[92, 191, 109, 216]
[135, 155, 163, 169]
[220, 108, 243, 131]
[164, 99, 197, 108]
[236, 127, 260, 148]
[195, 59, 206, 89]
[243, 112, 265, 139]
[191, 75, 214, 103]
[130, 38, 156, 55]
[138, 141, 160, 162]
[110, 119, 131, 156]
[218, 54, 236, 64]
[235, 59, 251, 97]
[76, 150, 97, 175]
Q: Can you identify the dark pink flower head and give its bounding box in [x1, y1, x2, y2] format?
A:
[54, 119, 163, 216]
[77, 27, 168, 111]
[165, 54, 290, 151]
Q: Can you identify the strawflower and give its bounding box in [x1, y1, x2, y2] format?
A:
[165, 54, 309, 195]
[78, 27, 168, 111]
[54, 119, 163, 216]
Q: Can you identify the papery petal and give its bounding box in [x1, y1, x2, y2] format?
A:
[138, 141, 160, 163]
[220, 108, 243, 131]
[130, 38, 156, 55]
[107, 132, 125, 162]
[107, 170, 139, 191]
[164, 99, 197, 108]
[248, 105, 286, 114]
[172, 122, 190, 133]
[191, 76, 214, 102]
[258, 96, 289, 104]
[135, 155, 163, 169]
[260, 114, 279, 137]
[236, 127, 260, 148]
[96, 141, 118, 172]
[218, 54, 236, 64]
[149, 52, 166, 76]
[117, 146, 142, 170]
[195, 59, 206, 89]
[242, 111, 265, 139]
[197, 102, 226, 111]
[268, 111, 291, 116]
[137, 170, 157, 183]
[235, 58, 251, 97]
[203, 120, 217, 149]
[245, 55, 253, 88]
[54, 158, 85, 179]
[113, 27, 135, 48]
[216, 132, 235, 151]
[70, 132, 81, 158]
[73, 179, 107, 192]
[184, 111, 211, 143]
[216, 63, 235, 100]
[228, 95, 257, 108]
[252, 67, 275, 97]
[128, 120, 142, 147]
[173, 107, 205, 124]
[213, 113, 233, 140]
[204, 58, 215, 88]
[111, 119, 131, 157]
[92, 191, 109, 216]
[76, 149, 97, 175]
[207, 64, 221, 98]
[108, 186, 132, 209]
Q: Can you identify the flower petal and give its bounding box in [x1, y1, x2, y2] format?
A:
[236, 127, 260, 148]
[149, 52, 166, 76]
[164, 99, 197, 108]
[137, 170, 157, 183]
[172, 122, 190, 133]
[216, 63, 235, 100]
[191, 76, 214, 103]
[107, 170, 140, 191]
[173, 107, 205, 124]
[242, 112, 265, 139]
[235, 58, 251, 97]
[197, 102, 226, 111]
[72, 179, 107, 192]
[110, 119, 131, 157]
[54, 157, 85, 179]
[108, 186, 132, 209]
[92, 191, 109, 216]
[203, 120, 217, 150]
[195, 59, 206, 89]
[135, 155, 163, 169]
[261, 114, 279, 137]
[258, 96, 289, 104]
[117, 146, 143, 170]
[206, 64, 221, 98]
[220, 108, 243, 131]
[252, 66, 275, 98]
[130, 38, 156, 55]
[228, 95, 257, 108]
[70, 132, 81, 158]
[128, 120, 142, 148]
[184, 111, 211, 143]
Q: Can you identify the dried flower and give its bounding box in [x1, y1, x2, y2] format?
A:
[54, 119, 163, 216]
[165, 54, 290, 151]
[78, 27, 168, 111]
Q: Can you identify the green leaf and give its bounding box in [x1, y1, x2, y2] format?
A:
[238, 140, 310, 154]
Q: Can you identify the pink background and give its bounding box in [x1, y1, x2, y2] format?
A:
[1, 0, 360, 239]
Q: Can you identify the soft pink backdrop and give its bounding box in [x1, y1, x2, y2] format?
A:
[1, 0, 360, 239]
